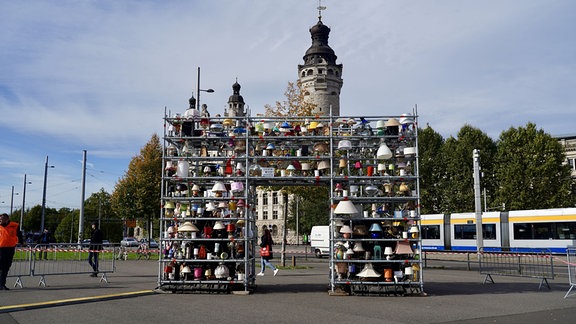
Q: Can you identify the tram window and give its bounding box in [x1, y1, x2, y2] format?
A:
[454, 224, 496, 240]
[514, 222, 557, 240]
[422, 225, 440, 239]
[483, 224, 496, 240]
[557, 222, 576, 239]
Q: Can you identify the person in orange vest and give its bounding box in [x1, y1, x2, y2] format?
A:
[0, 213, 24, 290]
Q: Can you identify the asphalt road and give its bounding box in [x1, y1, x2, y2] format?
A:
[1, 252, 575, 323]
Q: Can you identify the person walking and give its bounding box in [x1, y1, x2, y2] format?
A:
[0, 213, 23, 290]
[88, 222, 103, 277]
[257, 226, 278, 276]
[36, 228, 53, 260]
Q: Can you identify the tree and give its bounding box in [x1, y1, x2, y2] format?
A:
[493, 123, 573, 210]
[264, 81, 316, 117]
[286, 186, 330, 235]
[418, 126, 445, 214]
[111, 134, 162, 239]
[263, 81, 325, 235]
[439, 125, 497, 213]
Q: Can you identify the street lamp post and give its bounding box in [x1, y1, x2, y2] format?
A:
[10, 186, 19, 216]
[20, 174, 32, 232]
[196, 67, 214, 110]
[41, 156, 55, 232]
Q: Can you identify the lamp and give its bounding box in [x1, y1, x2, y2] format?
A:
[211, 181, 227, 197]
[395, 241, 414, 255]
[384, 246, 394, 260]
[196, 67, 214, 114]
[369, 222, 383, 239]
[19, 174, 32, 232]
[356, 263, 381, 278]
[41, 156, 55, 232]
[339, 225, 353, 239]
[334, 199, 359, 215]
[337, 140, 352, 150]
[376, 142, 393, 160]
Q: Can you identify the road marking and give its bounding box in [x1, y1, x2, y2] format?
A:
[0, 290, 155, 313]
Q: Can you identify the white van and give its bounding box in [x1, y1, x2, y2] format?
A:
[310, 225, 330, 258]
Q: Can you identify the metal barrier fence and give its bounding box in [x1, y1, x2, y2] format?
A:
[8, 243, 117, 288]
[478, 249, 554, 290]
[565, 247, 576, 298]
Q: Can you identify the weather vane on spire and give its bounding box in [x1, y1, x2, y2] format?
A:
[317, 0, 326, 21]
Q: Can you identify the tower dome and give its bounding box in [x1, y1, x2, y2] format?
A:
[298, 13, 343, 117]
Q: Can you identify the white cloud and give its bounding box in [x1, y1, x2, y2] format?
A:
[1, 0, 575, 210]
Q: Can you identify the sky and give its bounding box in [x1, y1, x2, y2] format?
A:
[1, 0, 575, 212]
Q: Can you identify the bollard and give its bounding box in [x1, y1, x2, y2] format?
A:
[291, 255, 296, 267]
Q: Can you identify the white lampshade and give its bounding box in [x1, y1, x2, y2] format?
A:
[376, 143, 393, 160]
[211, 181, 227, 193]
[178, 221, 199, 232]
[334, 199, 359, 215]
[339, 225, 353, 234]
[337, 140, 352, 150]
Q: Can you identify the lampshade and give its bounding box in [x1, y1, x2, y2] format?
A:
[364, 184, 379, 196]
[333, 199, 359, 215]
[404, 147, 417, 156]
[385, 118, 401, 127]
[357, 263, 381, 278]
[369, 222, 383, 232]
[399, 183, 410, 192]
[205, 202, 216, 211]
[399, 113, 414, 125]
[213, 221, 226, 230]
[376, 143, 393, 160]
[353, 242, 365, 252]
[164, 201, 175, 209]
[221, 118, 233, 127]
[395, 241, 414, 255]
[339, 225, 353, 234]
[404, 266, 414, 276]
[266, 143, 276, 150]
[212, 181, 227, 193]
[178, 221, 199, 232]
[230, 181, 244, 193]
[337, 140, 352, 150]
[301, 163, 311, 171]
[317, 160, 330, 170]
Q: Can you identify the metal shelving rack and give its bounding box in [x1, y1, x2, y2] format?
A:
[158, 107, 422, 295]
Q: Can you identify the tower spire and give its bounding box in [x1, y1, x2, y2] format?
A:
[317, 0, 326, 21]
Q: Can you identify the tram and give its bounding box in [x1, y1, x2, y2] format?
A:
[421, 208, 576, 254]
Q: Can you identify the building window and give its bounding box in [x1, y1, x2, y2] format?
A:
[273, 210, 278, 220]
[262, 193, 268, 205]
[272, 192, 279, 204]
[263, 210, 268, 220]
[569, 158, 575, 171]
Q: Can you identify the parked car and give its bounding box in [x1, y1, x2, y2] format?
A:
[120, 237, 139, 247]
[139, 238, 159, 249]
[81, 239, 111, 247]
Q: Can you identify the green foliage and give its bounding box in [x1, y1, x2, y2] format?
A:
[418, 122, 574, 213]
[110, 134, 163, 238]
[418, 126, 445, 214]
[285, 186, 330, 234]
[494, 123, 573, 210]
[264, 81, 317, 117]
[440, 125, 497, 213]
